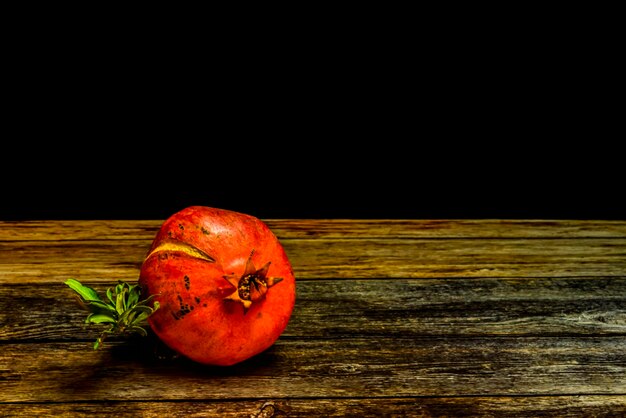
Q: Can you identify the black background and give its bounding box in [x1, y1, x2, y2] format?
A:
[2, 18, 622, 221]
[2, 87, 621, 221]
[2, 150, 622, 220]
[3, 82, 621, 221]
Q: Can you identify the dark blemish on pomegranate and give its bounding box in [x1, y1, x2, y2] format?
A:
[175, 307, 191, 319]
[174, 293, 192, 319]
[179, 224, 185, 231]
[195, 296, 201, 304]
[167, 231, 173, 238]
[203, 303, 207, 307]
[184, 275, 190, 290]
[201, 226, 210, 235]
[256, 312, 262, 319]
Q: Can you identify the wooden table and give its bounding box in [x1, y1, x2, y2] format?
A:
[1, 219, 626, 417]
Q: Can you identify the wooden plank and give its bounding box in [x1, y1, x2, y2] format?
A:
[2, 219, 626, 241]
[263, 219, 626, 239]
[3, 278, 626, 342]
[2, 396, 626, 417]
[1, 237, 625, 284]
[2, 219, 625, 415]
[2, 337, 626, 402]
[0, 220, 160, 242]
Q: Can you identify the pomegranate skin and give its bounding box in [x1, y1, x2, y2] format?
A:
[138, 206, 296, 366]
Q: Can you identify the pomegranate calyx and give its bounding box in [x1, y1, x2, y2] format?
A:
[223, 250, 283, 313]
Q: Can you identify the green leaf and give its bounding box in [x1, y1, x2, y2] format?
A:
[127, 285, 140, 308]
[65, 279, 102, 302]
[131, 305, 155, 315]
[136, 295, 159, 307]
[84, 299, 118, 314]
[116, 289, 126, 315]
[126, 306, 155, 324]
[130, 301, 160, 324]
[106, 287, 115, 305]
[86, 313, 117, 324]
[127, 326, 148, 337]
[66, 278, 160, 350]
[115, 282, 125, 296]
[132, 311, 151, 324]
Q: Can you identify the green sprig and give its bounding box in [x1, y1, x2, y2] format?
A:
[65, 278, 160, 349]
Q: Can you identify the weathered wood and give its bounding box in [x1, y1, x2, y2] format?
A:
[1, 219, 626, 241]
[2, 337, 626, 402]
[3, 396, 626, 418]
[1, 237, 625, 284]
[3, 278, 626, 341]
[2, 219, 626, 416]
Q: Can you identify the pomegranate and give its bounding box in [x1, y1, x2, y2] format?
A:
[137, 206, 296, 366]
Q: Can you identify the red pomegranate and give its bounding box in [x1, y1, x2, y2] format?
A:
[138, 206, 296, 366]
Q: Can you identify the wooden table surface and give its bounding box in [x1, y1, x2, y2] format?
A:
[1, 219, 626, 417]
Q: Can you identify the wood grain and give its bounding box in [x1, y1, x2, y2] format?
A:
[3, 396, 626, 417]
[3, 277, 626, 341]
[1, 237, 625, 284]
[2, 337, 626, 402]
[1, 219, 625, 417]
[2, 219, 626, 241]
